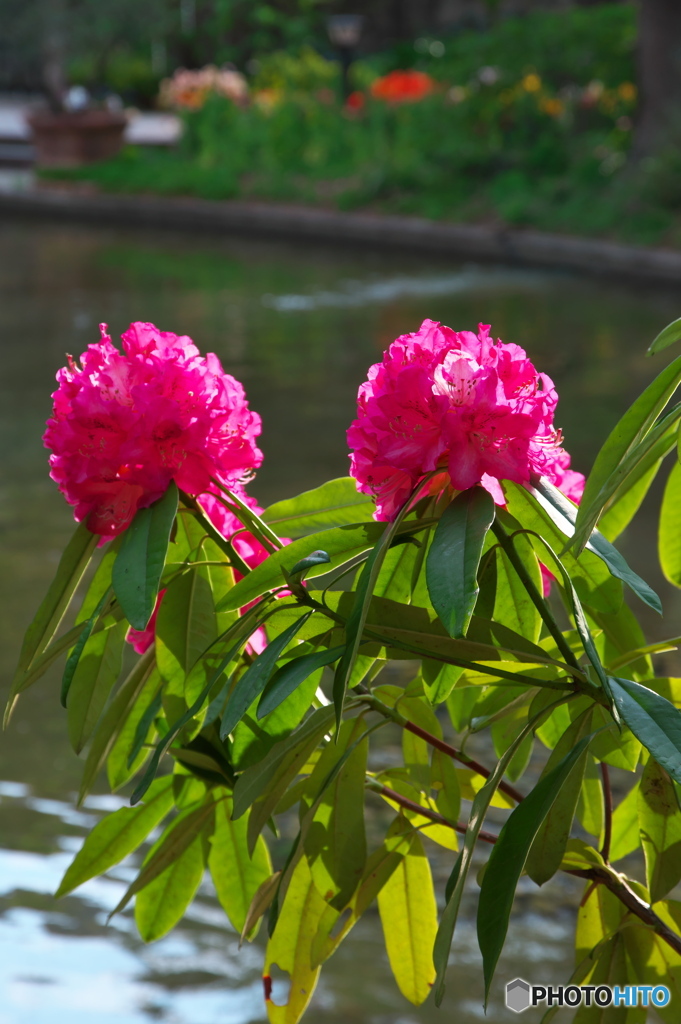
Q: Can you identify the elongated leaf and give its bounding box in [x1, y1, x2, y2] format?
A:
[220, 614, 311, 738]
[217, 520, 431, 613]
[377, 831, 438, 1006]
[574, 353, 681, 544]
[67, 619, 128, 754]
[659, 460, 681, 587]
[109, 796, 216, 920]
[433, 699, 562, 1005]
[241, 872, 281, 944]
[232, 705, 336, 820]
[263, 856, 327, 1024]
[258, 646, 344, 720]
[112, 482, 178, 630]
[494, 542, 541, 644]
[310, 821, 413, 968]
[8, 522, 97, 712]
[305, 719, 368, 909]
[426, 487, 495, 639]
[61, 588, 113, 707]
[609, 784, 640, 862]
[648, 316, 681, 356]
[572, 403, 681, 554]
[78, 649, 156, 804]
[134, 821, 207, 942]
[638, 757, 681, 903]
[535, 478, 662, 614]
[209, 795, 272, 934]
[156, 564, 218, 687]
[56, 776, 174, 897]
[525, 709, 593, 885]
[478, 731, 597, 1001]
[333, 499, 416, 730]
[610, 676, 681, 784]
[262, 477, 374, 538]
[503, 484, 622, 615]
[107, 669, 163, 790]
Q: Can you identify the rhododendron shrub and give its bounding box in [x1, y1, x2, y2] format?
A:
[12, 315, 681, 1024]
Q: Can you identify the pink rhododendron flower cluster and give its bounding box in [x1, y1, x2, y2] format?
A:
[348, 319, 584, 519]
[44, 322, 263, 536]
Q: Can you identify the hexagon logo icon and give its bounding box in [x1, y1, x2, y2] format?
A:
[506, 978, 531, 1013]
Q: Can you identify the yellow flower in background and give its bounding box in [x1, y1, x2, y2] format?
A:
[522, 73, 541, 93]
[618, 81, 637, 102]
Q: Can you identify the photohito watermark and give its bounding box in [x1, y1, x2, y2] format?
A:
[505, 979, 671, 1013]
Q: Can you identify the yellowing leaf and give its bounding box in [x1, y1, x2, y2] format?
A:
[264, 856, 327, 1024]
[377, 832, 438, 1005]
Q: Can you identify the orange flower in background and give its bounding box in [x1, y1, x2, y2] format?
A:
[370, 70, 435, 104]
[618, 81, 637, 103]
[540, 97, 564, 117]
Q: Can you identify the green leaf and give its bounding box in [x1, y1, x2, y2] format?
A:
[574, 353, 681, 547]
[535, 478, 662, 614]
[494, 540, 542, 644]
[659, 460, 681, 587]
[433, 699, 559, 1005]
[232, 705, 336, 820]
[377, 830, 438, 1006]
[134, 816, 208, 942]
[477, 730, 597, 1002]
[263, 856, 327, 1024]
[573, 402, 681, 555]
[609, 783, 640, 862]
[638, 758, 681, 903]
[262, 477, 374, 538]
[525, 709, 593, 885]
[109, 796, 216, 921]
[56, 776, 174, 897]
[156, 563, 218, 693]
[220, 613, 311, 737]
[305, 718, 368, 908]
[258, 646, 344, 720]
[648, 316, 681, 355]
[610, 676, 681, 784]
[575, 754, 604, 840]
[61, 588, 113, 708]
[333, 498, 417, 731]
[217, 520, 430, 613]
[503, 485, 622, 615]
[67, 619, 128, 754]
[78, 649, 157, 804]
[426, 487, 495, 639]
[8, 522, 97, 712]
[112, 482, 178, 630]
[107, 670, 163, 790]
[208, 794, 272, 934]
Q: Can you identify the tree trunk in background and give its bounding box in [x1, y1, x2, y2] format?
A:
[635, 0, 681, 155]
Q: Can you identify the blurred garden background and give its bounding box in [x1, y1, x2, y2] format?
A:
[1, 0, 681, 245]
[2, 2, 681, 1023]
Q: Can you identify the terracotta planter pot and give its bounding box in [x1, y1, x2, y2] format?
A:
[27, 110, 127, 168]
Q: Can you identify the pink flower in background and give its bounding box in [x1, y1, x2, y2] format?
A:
[348, 319, 580, 519]
[44, 322, 263, 536]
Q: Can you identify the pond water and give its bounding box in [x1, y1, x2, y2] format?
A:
[1, 218, 680, 1024]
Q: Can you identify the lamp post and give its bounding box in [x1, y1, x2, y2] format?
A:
[326, 14, 364, 101]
